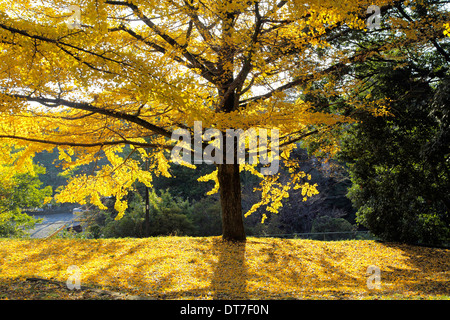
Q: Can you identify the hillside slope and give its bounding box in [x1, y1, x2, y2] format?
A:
[0, 237, 448, 299]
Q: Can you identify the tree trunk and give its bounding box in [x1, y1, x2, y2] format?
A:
[218, 163, 246, 241]
[143, 184, 151, 237]
[216, 6, 244, 241]
[143, 159, 151, 237]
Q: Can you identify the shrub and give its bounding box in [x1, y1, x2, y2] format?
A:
[0, 209, 41, 238]
[101, 189, 195, 238]
[311, 215, 355, 240]
[190, 197, 222, 236]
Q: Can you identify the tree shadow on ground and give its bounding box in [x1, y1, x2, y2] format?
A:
[2, 238, 448, 299]
[209, 238, 248, 299]
[249, 239, 363, 299]
[378, 242, 450, 296]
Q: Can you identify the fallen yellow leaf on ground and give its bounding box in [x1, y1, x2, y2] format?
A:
[0, 237, 448, 299]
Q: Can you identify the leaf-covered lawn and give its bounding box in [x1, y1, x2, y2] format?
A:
[0, 237, 448, 300]
[0, 278, 143, 300]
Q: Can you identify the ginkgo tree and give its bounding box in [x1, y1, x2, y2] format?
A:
[0, 0, 448, 241]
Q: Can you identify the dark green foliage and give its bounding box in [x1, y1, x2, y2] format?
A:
[311, 215, 355, 240]
[339, 62, 450, 245]
[6, 165, 52, 211]
[33, 150, 68, 193]
[0, 210, 41, 237]
[151, 163, 216, 201]
[0, 164, 50, 237]
[189, 197, 222, 236]
[101, 189, 195, 238]
[34, 148, 111, 196]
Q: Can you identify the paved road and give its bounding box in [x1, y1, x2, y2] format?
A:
[28, 212, 80, 238]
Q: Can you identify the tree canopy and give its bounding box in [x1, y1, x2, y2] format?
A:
[1, 0, 449, 240]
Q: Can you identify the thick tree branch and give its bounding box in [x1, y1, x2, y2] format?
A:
[181, 0, 219, 52]
[218, 2, 264, 110]
[4, 93, 173, 139]
[117, 25, 189, 67]
[0, 22, 130, 67]
[0, 134, 172, 150]
[279, 129, 320, 148]
[238, 58, 350, 108]
[106, 0, 218, 84]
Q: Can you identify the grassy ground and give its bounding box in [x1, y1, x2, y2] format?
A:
[0, 237, 449, 300]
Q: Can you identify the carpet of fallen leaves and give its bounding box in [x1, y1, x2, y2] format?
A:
[0, 237, 448, 300]
[0, 278, 145, 300]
